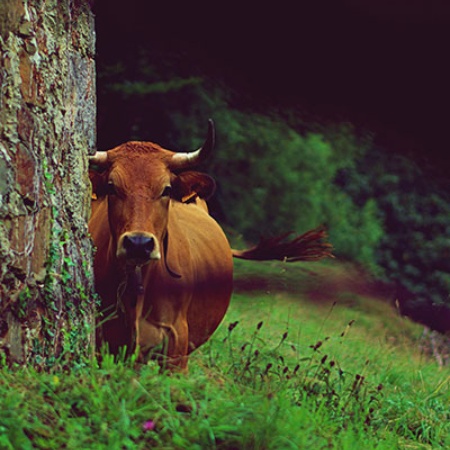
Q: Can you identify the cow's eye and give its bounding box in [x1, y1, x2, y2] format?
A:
[161, 186, 172, 198]
[106, 181, 117, 195]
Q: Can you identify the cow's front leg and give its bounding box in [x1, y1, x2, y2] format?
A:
[137, 316, 189, 370]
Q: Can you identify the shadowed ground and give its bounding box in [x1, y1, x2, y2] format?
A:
[233, 260, 393, 305]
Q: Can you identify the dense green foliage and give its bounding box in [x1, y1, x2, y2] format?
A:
[98, 50, 449, 326]
[337, 150, 450, 327]
[1, 261, 449, 449]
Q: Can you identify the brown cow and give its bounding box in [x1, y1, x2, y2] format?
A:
[89, 120, 332, 369]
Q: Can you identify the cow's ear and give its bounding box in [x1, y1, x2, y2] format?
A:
[89, 169, 109, 199]
[172, 171, 216, 203]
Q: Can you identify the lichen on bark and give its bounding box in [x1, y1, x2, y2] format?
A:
[0, 0, 96, 368]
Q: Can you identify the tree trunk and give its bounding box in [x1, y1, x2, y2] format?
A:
[0, 0, 96, 369]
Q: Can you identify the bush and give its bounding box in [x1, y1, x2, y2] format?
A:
[338, 150, 450, 328]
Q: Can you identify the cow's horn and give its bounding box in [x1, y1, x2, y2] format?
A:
[89, 151, 109, 166]
[170, 119, 215, 169]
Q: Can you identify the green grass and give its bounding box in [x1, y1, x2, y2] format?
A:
[1, 260, 449, 449]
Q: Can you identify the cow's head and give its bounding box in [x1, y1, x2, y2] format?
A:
[89, 120, 216, 268]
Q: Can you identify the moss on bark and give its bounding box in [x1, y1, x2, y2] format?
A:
[0, 0, 96, 368]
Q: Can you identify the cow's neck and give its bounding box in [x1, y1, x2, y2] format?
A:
[117, 265, 146, 350]
[162, 232, 182, 278]
[119, 265, 145, 308]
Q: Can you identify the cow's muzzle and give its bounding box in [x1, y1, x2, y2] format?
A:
[117, 232, 161, 265]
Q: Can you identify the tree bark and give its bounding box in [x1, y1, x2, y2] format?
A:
[0, 0, 96, 368]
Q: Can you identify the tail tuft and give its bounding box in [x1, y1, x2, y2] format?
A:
[231, 226, 334, 262]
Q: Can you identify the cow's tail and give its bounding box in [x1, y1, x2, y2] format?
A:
[231, 226, 334, 262]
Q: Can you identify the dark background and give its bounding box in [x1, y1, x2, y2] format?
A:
[94, 0, 450, 178]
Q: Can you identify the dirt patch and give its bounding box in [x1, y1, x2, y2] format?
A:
[305, 264, 393, 303]
[233, 261, 393, 304]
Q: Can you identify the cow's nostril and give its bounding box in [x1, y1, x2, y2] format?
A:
[143, 238, 155, 252]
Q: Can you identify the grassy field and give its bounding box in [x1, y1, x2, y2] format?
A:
[1, 259, 449, 449]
